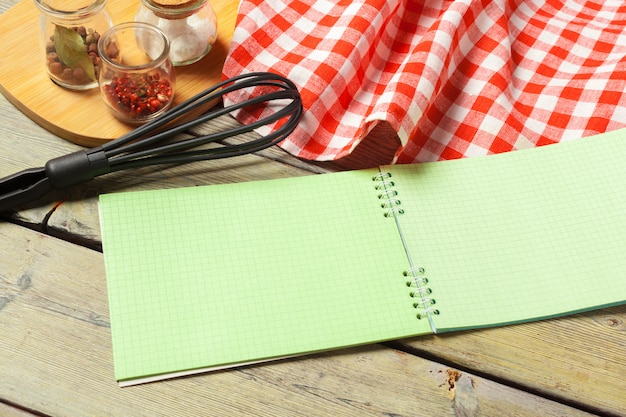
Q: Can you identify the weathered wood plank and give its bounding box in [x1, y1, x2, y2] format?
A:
[397, 306, 626, 416]
[0, 222, 599, 417]
[0, 403, 37, 417]
[0, 0, 17, 13]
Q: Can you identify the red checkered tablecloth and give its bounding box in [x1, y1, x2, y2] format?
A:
[223, 0, 626, 164]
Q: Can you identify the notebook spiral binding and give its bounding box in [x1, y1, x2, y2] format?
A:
[403, 267, 438, 319]
[372, 172, 405, 217]
[373, 172, 438, 322]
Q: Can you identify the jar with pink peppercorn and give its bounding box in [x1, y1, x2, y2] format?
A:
[97, 22, 176, 124]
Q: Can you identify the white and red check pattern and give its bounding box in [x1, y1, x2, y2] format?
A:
[223, 0, 626, 163]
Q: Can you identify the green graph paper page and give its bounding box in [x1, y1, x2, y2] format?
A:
[386, 129, 626, 331]
[100, 170, 430, 385]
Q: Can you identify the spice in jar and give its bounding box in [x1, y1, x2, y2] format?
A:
[101, 73, 173, 120]
[134, 0, 218, 66]
[98, 22, 175, 123]
[45, 26, 103, 86]
[34, 0, 112, 90]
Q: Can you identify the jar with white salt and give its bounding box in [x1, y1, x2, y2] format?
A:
[134, 0, 217, 66]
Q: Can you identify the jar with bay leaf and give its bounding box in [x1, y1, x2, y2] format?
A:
[34, 0, 113, 90]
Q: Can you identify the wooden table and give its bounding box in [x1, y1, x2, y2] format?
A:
[1, 1, 625, 415]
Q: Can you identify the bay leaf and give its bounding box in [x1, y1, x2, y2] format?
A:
[53, 25, 96, 81]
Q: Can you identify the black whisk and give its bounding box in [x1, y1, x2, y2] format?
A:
[0, 72, 303, 213]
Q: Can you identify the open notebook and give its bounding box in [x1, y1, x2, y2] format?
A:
[99, 128, 626, 386]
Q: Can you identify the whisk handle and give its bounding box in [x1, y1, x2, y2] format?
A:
[44, 149, 111, 189]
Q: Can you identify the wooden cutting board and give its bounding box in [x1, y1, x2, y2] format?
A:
[0, 0, 238, 147]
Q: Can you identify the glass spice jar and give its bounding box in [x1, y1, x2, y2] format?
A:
[34, 0, 113, 90]
[134, 0, 218, 66]
[98, 22, 176, 124]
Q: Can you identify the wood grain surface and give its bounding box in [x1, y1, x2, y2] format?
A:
[0, 221, 600, 417]
[0, 0, 237, 146]
[1, 0, 624, 415]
